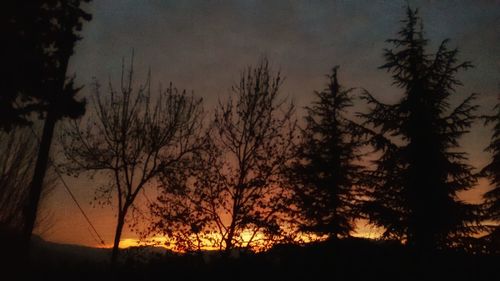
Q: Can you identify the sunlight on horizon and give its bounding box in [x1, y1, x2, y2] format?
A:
[99, 222, 384, 252]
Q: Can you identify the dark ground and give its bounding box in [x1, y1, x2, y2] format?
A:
[1, 236, 499, 281]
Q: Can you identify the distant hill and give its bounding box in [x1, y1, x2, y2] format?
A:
[30, 236, 111, 265]
[29, 236, 175, 266]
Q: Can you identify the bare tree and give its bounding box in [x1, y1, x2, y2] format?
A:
[148, 59, 297, 252]
[0, 127, 57, 254]
[0, 129, 37, 232]
[60, 57, 205, 264]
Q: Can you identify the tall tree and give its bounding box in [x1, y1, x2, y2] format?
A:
[289, 67, 365, 239]
[2, 1, 92, 250]
[0, 128, 57, 263]
[148, 59, 297, 252]
[61, 58, 205, 264]
[482, 99, 500, 224]
[359, 7, 481, 252]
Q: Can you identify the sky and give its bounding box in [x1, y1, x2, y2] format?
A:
[42, 0, 500, 247]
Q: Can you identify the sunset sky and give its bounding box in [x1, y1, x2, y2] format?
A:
[41, 0, 499, 248]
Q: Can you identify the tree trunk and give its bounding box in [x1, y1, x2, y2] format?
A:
[22, 25, 73, 255]
[111, 210, 126, 265]
[225, 211, 238, 252]
[225, 230, 234, 251]
[22, 107, 57, 253]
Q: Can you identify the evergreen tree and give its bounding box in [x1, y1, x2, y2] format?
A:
[2, 1, 92, 251]
[360, 7, 481, 251]
[290, 67, 366, 239]
[483, 100, 500, 223]
[3, 1, 91, 130]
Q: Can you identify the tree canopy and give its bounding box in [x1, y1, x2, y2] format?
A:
[359, 7, 482, 251]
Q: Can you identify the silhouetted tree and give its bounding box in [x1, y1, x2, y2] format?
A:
[2, 1, 85, 129]
[0, 130, 37, 230]
[483, 99, 500, 225]
[0, 128, 57, 259]
[289, 67, 366, 239]
[359, 7, 481, 252]
[148, 59, 297, 252]
[2, 1, 92, 250]
[60, 57, 205, 264]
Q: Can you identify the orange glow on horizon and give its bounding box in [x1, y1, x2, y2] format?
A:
[97, 222, 383, 252]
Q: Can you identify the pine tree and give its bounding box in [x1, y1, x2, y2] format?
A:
[3, 1, 93, 252]
[3, 1, 91, 130]
[290, 67, 365, 239]
[483, 100, 500, 223]
[360, 7, 481, 251]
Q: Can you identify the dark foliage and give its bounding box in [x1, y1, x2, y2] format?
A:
[359, 7, 482, 251]
[482, 101, 500, 223]
[2, 0, 92, 254]
[2, 0, 91, 131]
[1, 3, 495, 278]
[289, 67, 367, 238]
